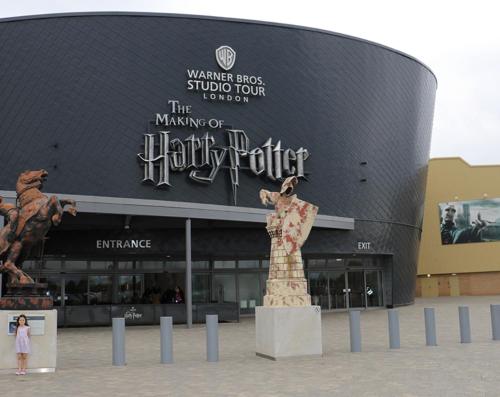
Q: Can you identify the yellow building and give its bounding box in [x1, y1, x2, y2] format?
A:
[417, 157, 500, 297]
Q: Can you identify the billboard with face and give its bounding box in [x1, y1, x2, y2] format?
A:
[439, 198, 500, 245]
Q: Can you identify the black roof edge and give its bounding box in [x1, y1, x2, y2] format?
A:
[0, 11, 437, 86]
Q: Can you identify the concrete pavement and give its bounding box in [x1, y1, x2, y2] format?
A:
[2, 296, 500, 396]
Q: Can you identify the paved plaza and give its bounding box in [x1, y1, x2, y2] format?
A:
[2, 296, 500, 396]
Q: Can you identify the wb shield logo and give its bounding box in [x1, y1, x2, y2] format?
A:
[215, 46, 236, 71]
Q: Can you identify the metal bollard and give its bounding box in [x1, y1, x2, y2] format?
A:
[490, 304, 500, 340]
[112, 318, 126, 366]
[160, 316, 174, 364]
[424, 308, 437, 346]
[349, 310, 361, 352]
[388, 309, 400, 349]
[206, 314, 219, 362]
[458, 306, 471, 343]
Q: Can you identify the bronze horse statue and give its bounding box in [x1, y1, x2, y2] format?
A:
[0, 170, 77, 284]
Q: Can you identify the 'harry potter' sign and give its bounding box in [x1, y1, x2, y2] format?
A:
[137, 100, 310, 205]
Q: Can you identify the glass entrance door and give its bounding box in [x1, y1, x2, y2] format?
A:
[365, 270, 383, 307]
[347, 271, 365, 309]
[308, 269, 384, 310]
[329, 271, 347, 309]
[309, 272, 329, 309]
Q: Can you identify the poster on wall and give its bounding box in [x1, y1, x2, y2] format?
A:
[439, 198, 500, 245]
[7, 314, 46, 336]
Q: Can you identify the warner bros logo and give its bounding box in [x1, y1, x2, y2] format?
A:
[215, 45, 236, 71]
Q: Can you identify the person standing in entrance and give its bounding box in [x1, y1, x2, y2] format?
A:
[15, 314, 31, 375]
[174, 286, 184, 303]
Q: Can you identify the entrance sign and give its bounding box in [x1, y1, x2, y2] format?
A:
[96, 239, 152, 249]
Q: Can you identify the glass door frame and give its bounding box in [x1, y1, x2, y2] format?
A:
[308, 268, 384, 311]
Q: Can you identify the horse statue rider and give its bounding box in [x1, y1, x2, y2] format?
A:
[0, 169, 77, 285]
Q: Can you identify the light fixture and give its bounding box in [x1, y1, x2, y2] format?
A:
[427, 274, 431, 278]
[124, 215, 132, 230]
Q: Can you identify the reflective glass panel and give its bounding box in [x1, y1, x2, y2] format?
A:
[365, 270, 383, 307]
[118, 261, 134, 270]
[308, 272, 329, 309]
[22, 260, 38, 271]
[327, 258, 344, 267]
[329, 271, 347, 309]
[214, 260, 235, 269]
[88, 275, 113, 304]
[165, 261, 185, 271]
[212, 274, 236, 303]
[65, 260, 88, 270]
[238, 273, 261, 313]
[138, 261, 164, 270]
[65, 275, 88, 305]
[90, 261, 114, 270]
[192, 274, 210, 303]
[308, 259, 327, 267]
[43, 260, 62, 270]
[347, 271, 365, 308]
[238, 260, 259, 269]
[118, 275, 144, 304]
[38, 277, 62, 306]
[193, 261, 210, 269]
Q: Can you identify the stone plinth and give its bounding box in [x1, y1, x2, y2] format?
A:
[0, 296, 53, 310]
[0, 309, 57, 373]
[255, 305, 322, 360]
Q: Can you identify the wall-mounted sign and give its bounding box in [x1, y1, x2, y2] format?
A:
[124, 307, 143, 320]
[215, 45, 236, 71]
[138, 100, 310, 205]
[186, 45, 266, 104]
[96, 240, 152, 249]
[357, 242, 372, 250]
[7, 314, 45, 336]
[438, 199, 497, 245]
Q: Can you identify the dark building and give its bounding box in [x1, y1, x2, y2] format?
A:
[0, 12, 436, 326]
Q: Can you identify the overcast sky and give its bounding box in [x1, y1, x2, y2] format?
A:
[1, 0, 499, 165]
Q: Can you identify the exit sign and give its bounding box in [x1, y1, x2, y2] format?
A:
[357, 242, 372, 250]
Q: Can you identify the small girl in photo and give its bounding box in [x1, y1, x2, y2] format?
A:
[15, 314, 31, 375]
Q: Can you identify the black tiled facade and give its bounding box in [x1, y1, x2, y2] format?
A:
[0, 13, 436, 305]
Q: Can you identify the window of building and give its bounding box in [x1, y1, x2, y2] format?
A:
[192, 274, 210, 303]
[238, 273, 261, 313]
[89, 261, 114, 270]
[65, 260, 88, 270]
[65, 275, 88, 305]
[212, 274, 236, 303]
[43, 260, 62, 270]
[214, 260, 236, 269]
[238, 260, 260, 269]
[118, 275, 144, 304]
[88, 275, 113, 305]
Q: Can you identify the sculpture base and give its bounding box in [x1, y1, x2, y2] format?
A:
[255, 305, 322, 360]
[0, 283, 53, 310]
[0, 309, 57, 373]
[0, 296, 53, 310]
[5, 283, 48, 296]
